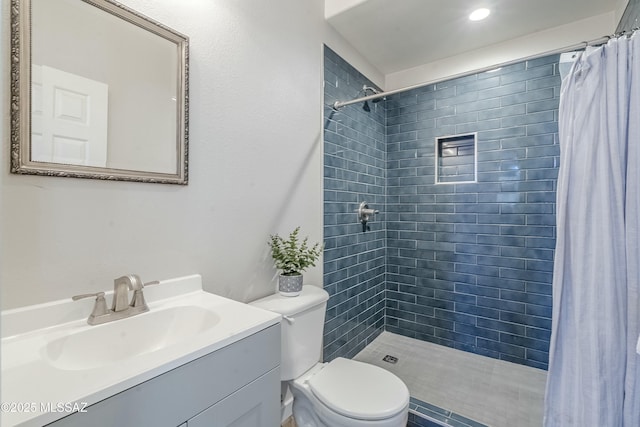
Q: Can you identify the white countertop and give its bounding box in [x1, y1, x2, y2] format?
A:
[1, 275, 281, 427]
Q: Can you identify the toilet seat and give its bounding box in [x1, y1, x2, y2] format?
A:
[307, 358, 409, 421]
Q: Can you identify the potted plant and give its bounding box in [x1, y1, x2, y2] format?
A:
[268, 227, 322, 296]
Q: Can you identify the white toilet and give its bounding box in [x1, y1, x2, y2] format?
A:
[251, 285, 409, 427]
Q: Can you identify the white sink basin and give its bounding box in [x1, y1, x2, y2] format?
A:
[45, 306, 220, 371]
[1, 274, 281, 427]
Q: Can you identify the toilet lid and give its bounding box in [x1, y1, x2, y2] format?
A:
[308, 358, 409, 421]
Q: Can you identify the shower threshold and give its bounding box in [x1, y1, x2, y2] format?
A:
[353, 332, 547, 427]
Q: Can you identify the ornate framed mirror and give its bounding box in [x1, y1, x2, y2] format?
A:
[10, 0, 189, 184]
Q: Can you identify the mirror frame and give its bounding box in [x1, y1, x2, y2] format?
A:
[10, 0, 189, 184]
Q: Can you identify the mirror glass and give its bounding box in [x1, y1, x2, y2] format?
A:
[10, 0, 189, 184]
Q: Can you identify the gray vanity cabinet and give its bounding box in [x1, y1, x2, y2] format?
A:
[47, 325, 280, 427]
[187, 368, 279, 426]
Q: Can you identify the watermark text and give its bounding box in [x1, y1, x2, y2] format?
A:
[1, 401, 89, 414]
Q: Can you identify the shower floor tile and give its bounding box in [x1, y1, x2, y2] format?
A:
[353, 332, 547, 427]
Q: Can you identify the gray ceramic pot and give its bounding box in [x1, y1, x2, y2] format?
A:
[278, 274, 303, 297]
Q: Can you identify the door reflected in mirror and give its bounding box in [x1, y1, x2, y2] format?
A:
[31, 65, 110, 168]
[10, 0, 189, 184]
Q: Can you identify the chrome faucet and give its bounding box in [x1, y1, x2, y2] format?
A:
[73, 274, 159, 325]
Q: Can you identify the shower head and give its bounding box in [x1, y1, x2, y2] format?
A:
[363, 85, 379, 94]
[362, 86, 381, 111]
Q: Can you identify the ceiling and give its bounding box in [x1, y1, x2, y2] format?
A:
[326, 0, 621, 75]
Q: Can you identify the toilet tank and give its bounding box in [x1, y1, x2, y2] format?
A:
[250, 285, 329, 380]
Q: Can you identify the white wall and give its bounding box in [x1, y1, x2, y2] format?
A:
[325, 0, 367, 19]
[324, 24, 385, 88]
[385, 11, 618, 91]
[1, 0, 373, 310]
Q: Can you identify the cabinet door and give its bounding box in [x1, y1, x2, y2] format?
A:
[188, 368, 279, 427]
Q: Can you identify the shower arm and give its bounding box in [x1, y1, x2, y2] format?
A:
[332, 88, 399, 110]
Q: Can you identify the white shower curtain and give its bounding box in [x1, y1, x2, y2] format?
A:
[544, 34, 640, 426]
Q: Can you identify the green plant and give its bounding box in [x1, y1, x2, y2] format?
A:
[268, 227, 322, 276]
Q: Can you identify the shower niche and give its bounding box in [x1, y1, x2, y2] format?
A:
[435, 133, 477, 184]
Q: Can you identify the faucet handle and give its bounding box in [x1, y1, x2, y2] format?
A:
[72, 291, 109, 321]
[129, 279, 160, 310]
[72, 291, 105, 301]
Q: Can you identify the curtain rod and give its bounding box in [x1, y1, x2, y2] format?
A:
[331, 27, 639, 110]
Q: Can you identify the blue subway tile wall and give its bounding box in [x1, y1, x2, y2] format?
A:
[323, 47, 558, 369]
[323, 46, 386, 361]
[385, 57, 559, 369]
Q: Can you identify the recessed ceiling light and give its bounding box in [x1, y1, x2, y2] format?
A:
[469, 8, 490, 21]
